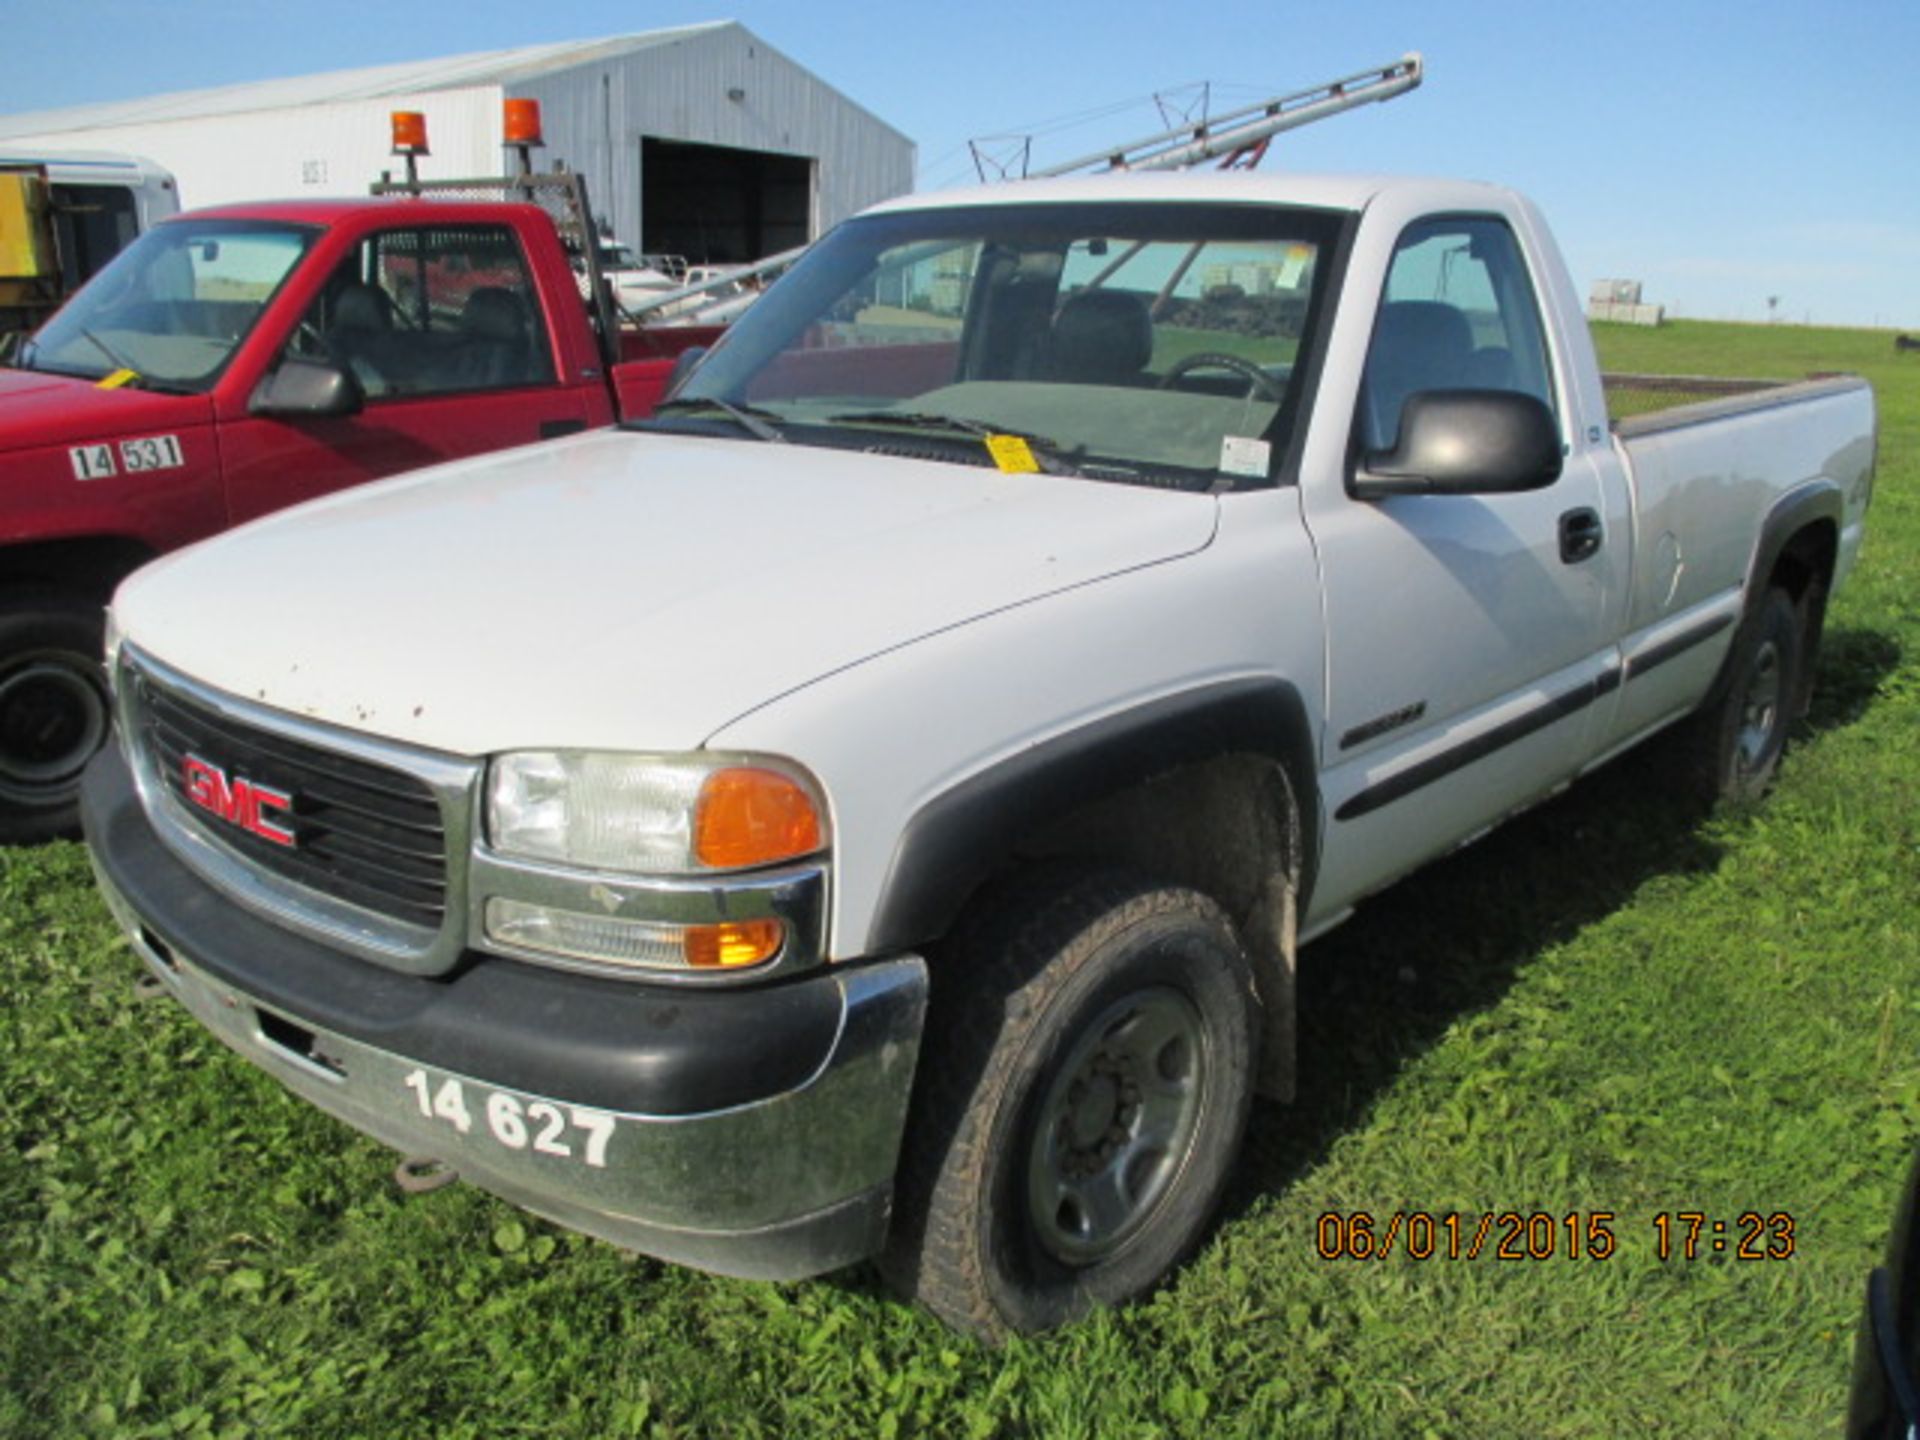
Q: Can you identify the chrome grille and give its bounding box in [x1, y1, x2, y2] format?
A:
[119, 650, 480, 975]
[130, 668, 446, 927]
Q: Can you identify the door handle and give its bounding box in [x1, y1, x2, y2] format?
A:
[1559, 507, 1603, 564]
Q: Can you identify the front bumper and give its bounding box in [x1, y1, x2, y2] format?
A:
[82, 744, 928, 1281]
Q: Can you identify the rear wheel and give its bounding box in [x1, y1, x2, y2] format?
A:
[0, 598, 111, 844]
[882, 870, 1260, 1340]
[1685, 586, 1804, 804]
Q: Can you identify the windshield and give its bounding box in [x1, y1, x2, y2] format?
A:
[656, 200, 1345, 488]
[19, 220, 317, 391]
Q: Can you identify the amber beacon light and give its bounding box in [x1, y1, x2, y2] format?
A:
[389, 111, 429, 156]
[389, 111, 429, 186]
[503, 98, 544, 147]
[503, 98, 545, 176]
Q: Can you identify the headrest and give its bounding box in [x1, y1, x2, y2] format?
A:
[1050, 289, 1153, 383]
[461, 287, 528, 342]
[333, 283, 392, 333]
[1373, 301, 1473, 366]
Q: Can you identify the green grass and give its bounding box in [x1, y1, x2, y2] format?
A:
[3, 318, 1918, 1437]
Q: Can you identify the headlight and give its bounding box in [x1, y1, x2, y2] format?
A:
[481, 750, 828, 976]
[486, 751, 826, 874]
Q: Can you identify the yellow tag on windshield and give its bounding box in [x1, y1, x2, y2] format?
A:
[96, 369, 140, 390]
[985, 434, 1040, 474]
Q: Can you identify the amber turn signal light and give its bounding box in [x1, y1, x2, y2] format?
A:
[694, 767, 824, 869]
[683, 919, 785, 969]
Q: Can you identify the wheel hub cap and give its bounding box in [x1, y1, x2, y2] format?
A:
[1027, 986, 1207, 1265]
[1734, 640, 1783, 774]
[0, 659, 110, 796]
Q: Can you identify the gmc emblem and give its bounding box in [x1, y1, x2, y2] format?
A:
[182, 754, 297, 848]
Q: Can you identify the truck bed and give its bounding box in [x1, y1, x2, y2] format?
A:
[1604, 371, 1862, 431]
[1606, 372, 1876, 661]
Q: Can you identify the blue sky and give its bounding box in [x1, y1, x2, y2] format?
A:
[6, 0, 1916, 327]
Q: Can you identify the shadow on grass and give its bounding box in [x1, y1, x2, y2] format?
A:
[1806, 626, 1904, 732]
[1226, 622, 1902, 1214]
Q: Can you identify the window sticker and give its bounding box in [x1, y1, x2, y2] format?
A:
[1219, 435, 1272, 478]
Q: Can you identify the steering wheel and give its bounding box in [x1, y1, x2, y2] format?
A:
[1157, 351, 1283, 402]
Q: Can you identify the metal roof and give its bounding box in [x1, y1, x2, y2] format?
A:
[0, 23, 734, 139]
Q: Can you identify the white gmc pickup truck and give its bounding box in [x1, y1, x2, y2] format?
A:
[82, 172, 1876, 1339]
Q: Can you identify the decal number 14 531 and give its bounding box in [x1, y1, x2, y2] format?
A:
[69, 434, 185, 480]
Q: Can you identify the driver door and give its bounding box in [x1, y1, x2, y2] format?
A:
[1304, 215, 1621, 905]
[219, 223, 596, 525]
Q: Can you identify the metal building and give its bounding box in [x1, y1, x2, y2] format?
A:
[0, 23, 915, 265]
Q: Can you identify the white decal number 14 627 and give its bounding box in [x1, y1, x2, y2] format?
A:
[401, 1069, 615, 1167]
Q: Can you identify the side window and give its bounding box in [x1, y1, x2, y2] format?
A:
[1360, 217, 1555, 452]
[286, 226, 555, 401]
[50, 183, 140, 290]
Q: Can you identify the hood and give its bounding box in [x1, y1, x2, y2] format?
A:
[0, 366, 212, 450]
[118, 429, 1219, 755]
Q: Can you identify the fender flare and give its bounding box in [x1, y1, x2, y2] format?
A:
[1746, 479, 1842, 604]
[864, 677, 1321, 956]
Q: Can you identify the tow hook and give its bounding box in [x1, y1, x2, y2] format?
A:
[131, 971, 168, 1001]
[393, 1156, 459, 1195]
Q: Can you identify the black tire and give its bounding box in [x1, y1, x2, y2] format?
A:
[0, 597, 112, 845]
[1686, 586, 1803, 805]
[881, 870, 1260, 1340]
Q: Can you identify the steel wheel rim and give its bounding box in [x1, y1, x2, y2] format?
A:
[1026, 985, 1208, 1266]
[1733, 639, 1783, 775]
[0, 655, 110, 800]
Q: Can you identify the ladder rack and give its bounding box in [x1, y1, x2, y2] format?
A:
[1033, 53, 1423, 177]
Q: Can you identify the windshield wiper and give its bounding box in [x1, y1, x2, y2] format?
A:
[650, 396, 786, 443]
[75, 328, 142, 382]
[827, 410, 1081, 472]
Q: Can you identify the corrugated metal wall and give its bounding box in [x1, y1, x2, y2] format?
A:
[0, 87, 504, 211]
[511, 27, 913, 250]
[0, 25, 912, 251]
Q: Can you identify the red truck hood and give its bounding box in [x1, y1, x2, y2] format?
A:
[0, 367, 213, 449]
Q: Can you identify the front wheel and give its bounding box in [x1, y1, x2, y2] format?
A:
[0, 598, 112, 844]
[882, 871, 1260, 1340]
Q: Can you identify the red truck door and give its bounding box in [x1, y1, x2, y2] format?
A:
[218, 220, 600, 524]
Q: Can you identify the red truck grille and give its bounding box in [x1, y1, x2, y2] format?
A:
[128, 668, 450, 931]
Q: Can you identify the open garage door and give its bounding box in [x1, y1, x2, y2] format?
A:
[640, 138, 812, 266]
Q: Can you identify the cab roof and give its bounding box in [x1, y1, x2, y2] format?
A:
[157, 196, 554, 227]
[862, 170, 1522, 218]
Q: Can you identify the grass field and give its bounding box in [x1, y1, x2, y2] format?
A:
[3, 319, 1916, 1438]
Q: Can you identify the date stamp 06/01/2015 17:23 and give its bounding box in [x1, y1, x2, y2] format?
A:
[1314, 1210, 1798, 1263]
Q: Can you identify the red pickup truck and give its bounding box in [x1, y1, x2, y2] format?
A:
[0, 188, 711, 840]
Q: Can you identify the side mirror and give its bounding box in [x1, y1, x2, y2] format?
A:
[1353, 390, 1562, 500]
[249, 358, 363, 419]
[662, 345, 708, 401]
